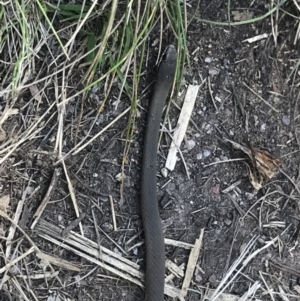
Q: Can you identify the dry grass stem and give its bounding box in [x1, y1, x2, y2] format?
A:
[31, 168, 59, 229]
[165, 238, 194, 249]
[35, 218, 183, 298]
[181, 229, 204, 297]
[109, 195, 117, 231]
[0, 246, 35, 274]
[62, 159, 84, 236]
[242, 82, 279, 113]
[36, 252, 80, 272]
[165, 84, 200, 171]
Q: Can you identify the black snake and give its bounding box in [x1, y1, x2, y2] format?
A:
[141, 45, 177, 301]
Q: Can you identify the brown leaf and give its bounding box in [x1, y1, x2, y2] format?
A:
[226, 139, 282, 190]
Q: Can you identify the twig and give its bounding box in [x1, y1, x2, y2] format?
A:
[0, 247, 35, 274]
[208, 76, 218, 111]
[242, 82, 279, 113]
[31, 169, 59, 229]
[110, 196, 117, 231]
[6, 176, 33, 258]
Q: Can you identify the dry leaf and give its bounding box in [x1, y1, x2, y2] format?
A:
[226, 139, 282, 190]
[0, 129, 6, 142]
[29, 85, 42, 103]
[0, 194, 10, 212]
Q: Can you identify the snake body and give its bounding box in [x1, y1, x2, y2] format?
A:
[141, 45, 177, 301]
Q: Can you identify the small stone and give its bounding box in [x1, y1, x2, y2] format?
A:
[205, 57, 212, 63]
[229, 130, 234, 136]
[58, 215, 63, 222]
[209, 67, 218, 77]
[224, 218, 232, 226]
[260, 123, 266, 131]
[212, 184, 220, 194]
[223, 58, 230, 68]
[203, 149, 211, 158]
[161, 167, 168, 178]
[195, 273, 203, 282]
[186, 139, 196, 150]
[96, 115, 104, 125]
[245, 192, 254, 200]
[282, 115, 290, 126]
[204, 123, 211, 130]
[209, 274, 218, 287]
[102, 222, 113, 232]
[116, 173, 126, 182]
[215, 96, 222, 103]
[114, 248, 122, 256]
[197, 153, 203, 160]
[240, 243, 247, 254]
[93, 173, 98, 178]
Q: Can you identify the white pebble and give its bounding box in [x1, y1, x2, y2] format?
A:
[260, 123, 266, 131]
[186, 139, 196, 150]
[161, 167, 168, 178]
[282, 115, 290, 126]
[203, 149, 211, 158]
[205, 57, 212, 63]
[209, 68, 218, 77]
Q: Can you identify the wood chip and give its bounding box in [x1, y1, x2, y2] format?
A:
[181, 229, 204, 297]
[165, 84, 200, 171]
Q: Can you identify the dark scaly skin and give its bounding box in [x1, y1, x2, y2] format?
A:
[141, 45, 177, 301]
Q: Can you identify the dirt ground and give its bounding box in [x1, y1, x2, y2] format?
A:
[2, 0, 300, 300]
